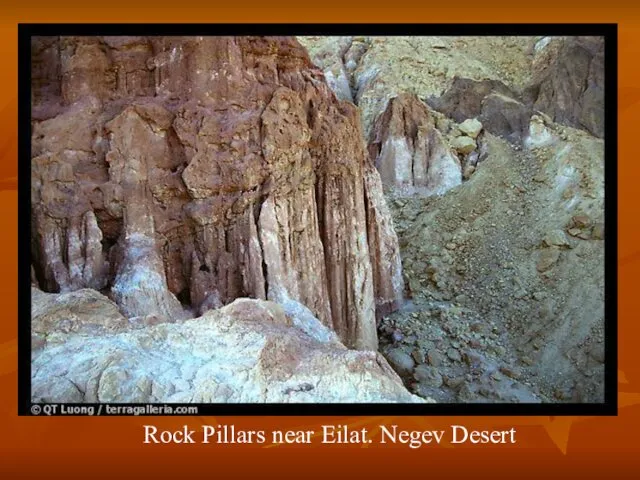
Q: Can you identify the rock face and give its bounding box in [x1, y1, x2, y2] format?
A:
[427, 77, 532, 144]
[31, 287, 130, 352]
[528, 36, 604, 138]
[31, 36, 406, 350]
[31, 290, 426, 403]
[428, 37, 605, 142]
[368, 93, 461, 195]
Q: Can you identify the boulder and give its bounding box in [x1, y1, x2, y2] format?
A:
[427, 77, 516, 124]
[451, 136, 477, 155]
[427, 77, 532, 144]
[480, 93, 531, 144]
[458, 118, 483, 139]
[384, 347, 416, 377]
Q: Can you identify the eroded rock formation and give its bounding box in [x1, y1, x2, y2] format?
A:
[368, 93, 462, 195]
[427, 77, 532, 145]
[528, 36, 605, 138]
[31, 289, 426, 403]
[31, 36, 405, 350]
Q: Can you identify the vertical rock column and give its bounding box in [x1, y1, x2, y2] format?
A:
[105, 106, 186, 320]
[258, 87, 333, 330]
[363, 161, 404, 319]
[311, 100, 379, 350]
[369, 93, 462, 196]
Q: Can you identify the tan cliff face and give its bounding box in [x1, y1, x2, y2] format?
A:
[30, 36, 405, 350]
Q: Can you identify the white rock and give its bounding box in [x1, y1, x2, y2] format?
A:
[32, 293, 429, 404]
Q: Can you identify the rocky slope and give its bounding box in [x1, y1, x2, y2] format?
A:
[30, 36, 405, 351]
[32, 288, 425, 403]
[301, 35, 606, 403]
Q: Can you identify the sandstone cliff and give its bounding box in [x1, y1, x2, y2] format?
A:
[31, 36, 405, 350]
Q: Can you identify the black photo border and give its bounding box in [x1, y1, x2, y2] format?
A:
[18, 23, 618, 416]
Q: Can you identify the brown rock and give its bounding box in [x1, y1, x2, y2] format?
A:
[31, 36, 404, 350]
[427, 349, 443, 367]
[364, 162, 405, 320]
[443, 375, 465, 389]
[462, 165, 476, 180]
[571, 214, 592, 228]
[480, 93, 531, 144]
[528, 37, 604, 138]
[411, 349, 426, 364]
[499, 365, 523, 379]
[427, 76, 516, 124]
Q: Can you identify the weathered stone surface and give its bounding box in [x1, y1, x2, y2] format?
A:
[368, 93, 461, 196]
[31, 287, 129, 342]
[364, 162, 405, 319]
[105, 106, 187, 320]
[528, 36, 604, 138]
[31, 36, 405, 350]
[31, 294, 428, 403]
[427, 77, 516, 124]
[458, 118, 483, 139]
[428, 77, 532, 144]
[451, 136, 477, 155]
[480, 93, 531, 144]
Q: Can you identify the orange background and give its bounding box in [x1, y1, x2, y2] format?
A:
[2, 1, 639, 477]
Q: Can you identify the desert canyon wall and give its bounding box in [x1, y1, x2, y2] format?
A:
[30, 36, 405, 350]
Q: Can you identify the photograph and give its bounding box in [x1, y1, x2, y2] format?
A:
[27, 31, 607, 405]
